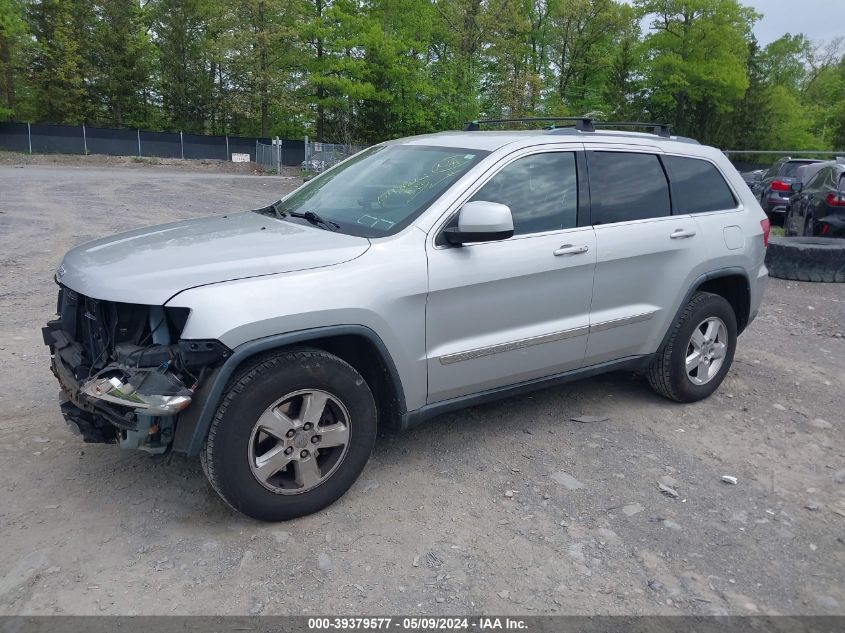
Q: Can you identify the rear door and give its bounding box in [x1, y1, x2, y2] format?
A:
[583, 149, 707, 364]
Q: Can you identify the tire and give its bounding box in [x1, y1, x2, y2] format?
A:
[765, 236, 845, 283]
[783, 210, 796, 236]
[647, 292, 737, 403]
[201, 348, 377, 521]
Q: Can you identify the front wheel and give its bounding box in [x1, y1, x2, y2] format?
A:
[201, 349, 377, 521]
[646, 292, 737, 403]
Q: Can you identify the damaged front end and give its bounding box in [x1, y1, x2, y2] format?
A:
[43, 286, 230, 454]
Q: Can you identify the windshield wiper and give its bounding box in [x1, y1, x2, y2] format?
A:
[283, 210, 341, 232]
[257, 202, 340, 232]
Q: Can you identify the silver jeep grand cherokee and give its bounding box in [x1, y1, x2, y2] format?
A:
[44, 120, 770, 521]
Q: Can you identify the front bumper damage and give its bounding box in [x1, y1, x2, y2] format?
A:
[43, 286, 230, 453]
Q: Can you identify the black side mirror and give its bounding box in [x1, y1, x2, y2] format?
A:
[791, 182, 803, 193]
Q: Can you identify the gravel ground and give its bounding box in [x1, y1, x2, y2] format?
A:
[0, 164, 843, 616]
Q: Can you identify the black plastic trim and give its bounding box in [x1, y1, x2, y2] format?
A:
[576, 151, 591, 227]
[657, 266, 752, 351]
[443, 228, 514, 245]
[400, 355, 650, 431]
[177, 325, 407, 457]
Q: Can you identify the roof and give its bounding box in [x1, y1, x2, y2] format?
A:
[388, 128, 710, 156]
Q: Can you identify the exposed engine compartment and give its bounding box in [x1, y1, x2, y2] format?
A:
[43, 286, 230, 453]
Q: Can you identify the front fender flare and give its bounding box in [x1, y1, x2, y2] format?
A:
[172, 325, 407, 457]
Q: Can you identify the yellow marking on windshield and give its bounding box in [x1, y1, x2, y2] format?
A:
[377, 154, 474, 206]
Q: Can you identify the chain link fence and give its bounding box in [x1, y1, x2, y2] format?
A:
[302, 139, 367, 173]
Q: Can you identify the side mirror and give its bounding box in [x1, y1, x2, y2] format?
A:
[443, 201, 514, 246]
[791, 182, 803, 193]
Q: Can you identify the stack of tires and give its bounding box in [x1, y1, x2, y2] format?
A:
[765, 237, 845, 283]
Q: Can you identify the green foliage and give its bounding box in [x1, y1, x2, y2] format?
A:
[0, 0, 27, 119]
[635, 0, 757, 142]
[27, 0, 91, 123]
[1, 0, 844, 152]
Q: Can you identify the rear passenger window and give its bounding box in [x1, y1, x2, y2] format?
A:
[588, 152, 671, 224]
[663, 156, 737, 214]
[470, 152, 578, 235]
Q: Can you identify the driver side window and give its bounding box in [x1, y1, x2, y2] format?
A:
[469, 152, 578, 235]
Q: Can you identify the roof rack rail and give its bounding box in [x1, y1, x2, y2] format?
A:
[462, 117, 673, 138]
[589, 121, 672, 138]
[462, 117, 595, 132]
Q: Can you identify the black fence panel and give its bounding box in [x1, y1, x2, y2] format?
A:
[2, 122, 305, 166]
[183, 132, 228, 160]
[85, 125, 139, 157]
[138, 130, 181, 159]
[0, 122, 31, 152]
[281, 139, 305, 166]
[28, 123, 84, 154]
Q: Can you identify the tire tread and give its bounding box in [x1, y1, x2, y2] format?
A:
[646, 292, 716, 402]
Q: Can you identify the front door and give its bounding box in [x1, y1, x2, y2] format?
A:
[425, 149, 596, 403]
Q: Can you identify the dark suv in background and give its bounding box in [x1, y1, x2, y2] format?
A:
[753, 157, 821, 219]
[785, 161, 845, 237]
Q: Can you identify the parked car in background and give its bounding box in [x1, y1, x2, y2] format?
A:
[741, 169, 765, 188]
[753, 157, 822, 220]
[784, 161, 845, 237]
[300, 151, 331, 173]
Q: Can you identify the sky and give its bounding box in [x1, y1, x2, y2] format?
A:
[747, 0, 845, 45]
[626, 0, 845, 46]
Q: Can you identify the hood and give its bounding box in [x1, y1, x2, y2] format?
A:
[57, 212, 371, 305]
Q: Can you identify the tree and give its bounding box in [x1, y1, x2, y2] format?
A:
[760, 34, 812, 92]
[0, 0, 27, 120]
[27, 0, 91, 124]
[90, 0, 153, 127]
[219, 0, 301, 137]
[149, 0, 217, 133]
[635, 0, 757, 142]
[546, 0, 632, 116]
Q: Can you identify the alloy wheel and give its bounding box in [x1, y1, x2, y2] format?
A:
[247, 389, 351, 494]
[685, 317, 728, 386]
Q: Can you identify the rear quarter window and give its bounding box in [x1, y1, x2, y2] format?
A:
[663, 156, 737, 214]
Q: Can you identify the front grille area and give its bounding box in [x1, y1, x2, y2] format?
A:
[55, 287, 152, 379]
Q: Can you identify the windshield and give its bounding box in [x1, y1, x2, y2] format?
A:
[260, 145, 489, 237]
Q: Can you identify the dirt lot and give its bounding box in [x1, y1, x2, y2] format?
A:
[0, 163, 843, 616]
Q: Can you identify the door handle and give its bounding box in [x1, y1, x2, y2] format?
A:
[553, 244, 589, 256]
[670, 228, 697, 239]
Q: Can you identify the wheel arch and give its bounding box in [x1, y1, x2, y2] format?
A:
[657, 267, 752, 353]
[694, 271, 751, 334]
[172, 325, 407, 457]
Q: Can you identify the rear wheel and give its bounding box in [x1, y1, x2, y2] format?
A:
[201, 349, 377, 521]
[647, 292, 737, 403]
